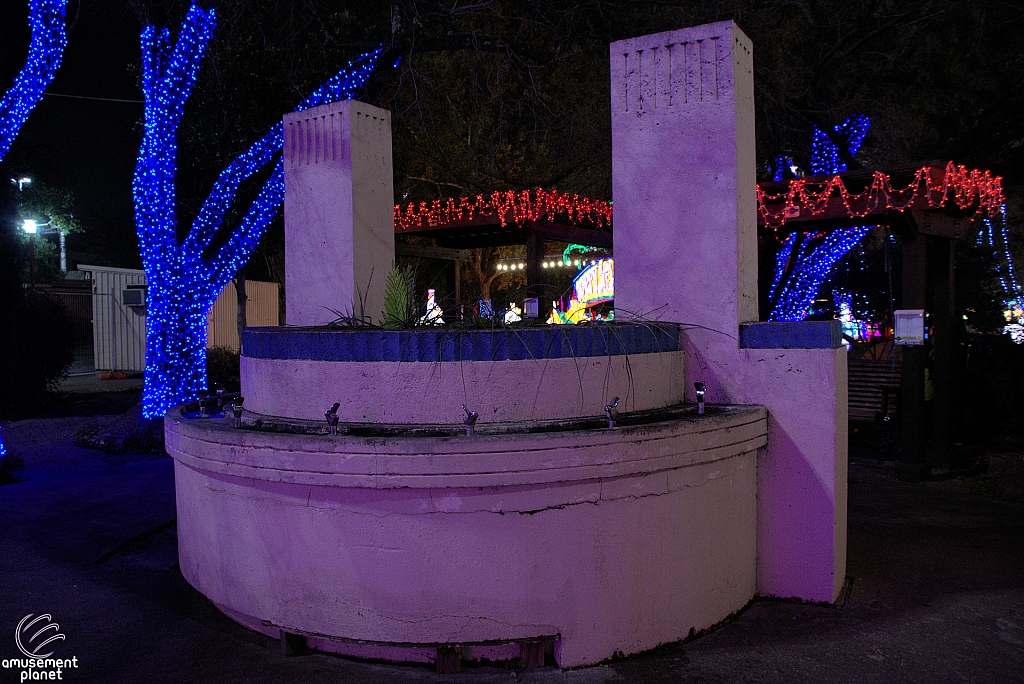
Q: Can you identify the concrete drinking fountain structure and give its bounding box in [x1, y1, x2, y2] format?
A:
[165, 21, 847, 669]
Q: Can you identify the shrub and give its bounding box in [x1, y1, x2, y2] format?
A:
[381, 261, 417, 329]
[206, 345, 240, 392]
[11, 292, 75, 407]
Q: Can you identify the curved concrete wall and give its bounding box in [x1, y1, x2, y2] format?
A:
[242, 352, 686, 424]
[240, 325, 685, 424]
[166, 406, 766, 667]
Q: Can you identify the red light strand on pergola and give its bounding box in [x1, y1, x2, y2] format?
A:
[395, 162, 1003, 238]
[757, 161, 1006, 234]
[394, 188, 613, 232]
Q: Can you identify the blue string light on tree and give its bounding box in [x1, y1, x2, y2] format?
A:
[772, 154, 786, 182]
[768, 233, 797, 302]
[973, 204, 1024, 341]
[184, 48, 382, 268]
[133, 3, 382, 418]
[768, 114, 874, 321]
[809, 114, 870, 175]
[0, 0, 67, 161]
[769, 226, 873, 322]
[989, 205, 1021, 300]
[0, 0, 69, 460]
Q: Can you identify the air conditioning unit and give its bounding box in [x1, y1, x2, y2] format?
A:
[123, 288, 147, 308]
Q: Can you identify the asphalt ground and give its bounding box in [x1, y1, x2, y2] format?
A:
[1, 393, 1022, 684]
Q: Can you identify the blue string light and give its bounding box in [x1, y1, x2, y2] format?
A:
[133, 3, 381, 418]
[772, 154, 786, 182]
[809, 114, 870, 176]
[981, 204, 1022, 305]
[769, 226, 873, 322]
[0, 0, 67, 161]
[184, 48, 381, 262]
[767, 114, 872, 321]
[768, 233, 797, 303]
[0, 0, 68, 459]
[133, 4, 217, 418]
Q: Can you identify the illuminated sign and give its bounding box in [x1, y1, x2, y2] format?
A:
[573, 258, 614, 307]
[894, 309, 924, 346]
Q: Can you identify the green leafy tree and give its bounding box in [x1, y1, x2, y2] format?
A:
[11, 178, 81, 281]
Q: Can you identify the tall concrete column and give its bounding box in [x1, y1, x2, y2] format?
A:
[611, 22, 848, 603]
[612, 21, 757, 330]
[284, 100, 395, 326]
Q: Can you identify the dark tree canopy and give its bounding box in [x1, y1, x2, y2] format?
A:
[5, 0, 1021, 289]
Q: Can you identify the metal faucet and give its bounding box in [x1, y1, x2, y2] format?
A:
[694, 382, 706, 415]
[605, 396, 620, 428]
[462, 404, 479, 436]
[199, 394, 212, 418]
[325, 403, 341, 435]
[231, 396, 245, 429]
[215, 385, 225, 408]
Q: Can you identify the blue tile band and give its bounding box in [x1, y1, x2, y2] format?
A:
[242, 323, 680, 362]
[739, 321, 843, 349]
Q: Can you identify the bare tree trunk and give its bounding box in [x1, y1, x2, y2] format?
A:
[233, 271, 247, 352]
[469, 248, 500, 302]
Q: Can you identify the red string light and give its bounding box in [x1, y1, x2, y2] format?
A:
[394, 188, 613, 232]
[757, 161, 1005, 235]
[394, 162, 1004, 241]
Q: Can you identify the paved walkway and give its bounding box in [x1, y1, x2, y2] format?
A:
[58, 372, 145, 394]
[0, 404, 1022, 683]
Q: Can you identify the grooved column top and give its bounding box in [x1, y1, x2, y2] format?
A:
[283, 99, 395, 327]
[610, 21, 750, 117]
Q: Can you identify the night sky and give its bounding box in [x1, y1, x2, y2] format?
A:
[1, 1, 144, 268]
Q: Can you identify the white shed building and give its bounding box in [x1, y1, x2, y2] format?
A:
[79, 264, 148, 372]
[77, 265, 280, 372]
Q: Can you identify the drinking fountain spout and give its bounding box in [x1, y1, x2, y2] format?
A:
[605, 397, 620, 428]
[325, 403, 341, 435]
[199, 393, 212, 418]
[231, 396, 245, 429]
[215, 385, 225, 408]
[462, 404, 479, 436]
[694, 382, 706, 415]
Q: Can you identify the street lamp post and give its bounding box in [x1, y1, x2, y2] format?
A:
[22, 218, 37, 289]
[21, 218, 56, 289]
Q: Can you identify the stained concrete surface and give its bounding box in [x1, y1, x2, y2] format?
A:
[1, 396, 1022, 683]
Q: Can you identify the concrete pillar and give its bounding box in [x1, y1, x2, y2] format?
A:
[611, 21, 848, 603]
[611, 20, 757, 330]
[284, 100, 394, 326]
